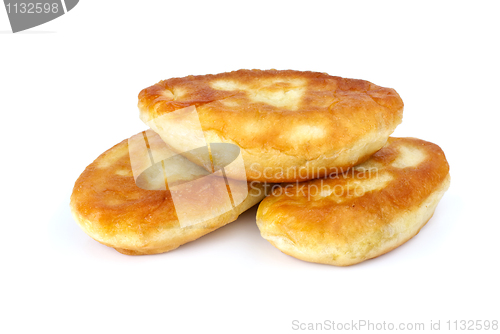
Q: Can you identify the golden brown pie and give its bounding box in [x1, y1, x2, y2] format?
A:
[70, 130, 267, 255]
[138, 69, 404, 182]
[256, 137, 450, 266]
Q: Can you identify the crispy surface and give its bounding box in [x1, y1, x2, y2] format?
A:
[256, 137, 450, 266]
[70, 130, 267, 255]
[138, 69, 404, 182]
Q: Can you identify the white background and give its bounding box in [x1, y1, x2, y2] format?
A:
[1, 1, 499, 333]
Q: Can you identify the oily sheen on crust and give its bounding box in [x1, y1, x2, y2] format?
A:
[138, 69, 404, 182]
[256, 137, 450, 266]
[70, 130, 267, 255]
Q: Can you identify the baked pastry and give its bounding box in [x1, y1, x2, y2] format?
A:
[138, 69, 404, 182]
[256, 137, 450, 266]
[70, 130, 267, 255]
